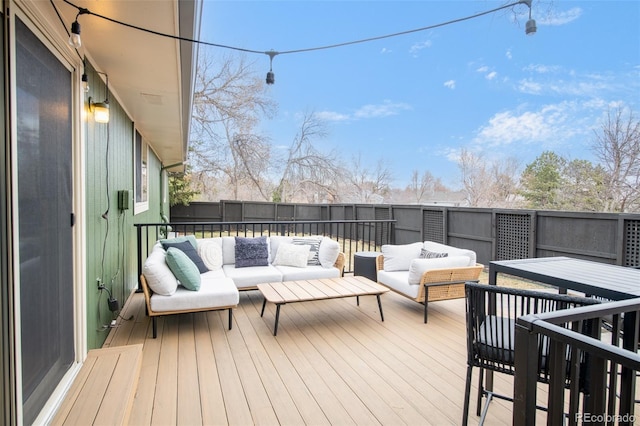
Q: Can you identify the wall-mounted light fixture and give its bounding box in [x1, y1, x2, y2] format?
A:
[88, 71, 110, 123]
[89, 97, 109, 123]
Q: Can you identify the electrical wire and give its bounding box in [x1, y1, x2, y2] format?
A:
[61, 0, 531, 59]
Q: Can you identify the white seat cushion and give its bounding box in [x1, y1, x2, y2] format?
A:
[223, 264, 283, 289]
[275, 265, 341, 281]
[377, 270, 419, 299]
[150, 277, 239, 312]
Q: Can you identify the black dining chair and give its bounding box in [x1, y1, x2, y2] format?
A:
[462, 282, 601, 426]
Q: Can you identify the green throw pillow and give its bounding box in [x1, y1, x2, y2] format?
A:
[165, 247, 201, 291]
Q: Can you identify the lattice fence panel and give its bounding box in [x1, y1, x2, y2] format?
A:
[496, 213, 530, 260]
[423, 210, 444, 243]
[624, 219, 640, 267]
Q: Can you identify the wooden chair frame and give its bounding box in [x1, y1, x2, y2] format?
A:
[376, 255, 484, 322]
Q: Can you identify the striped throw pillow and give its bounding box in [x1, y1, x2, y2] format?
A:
[292, 237, 323, 265]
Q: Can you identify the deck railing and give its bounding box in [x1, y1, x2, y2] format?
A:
[513, 298, 640, 426]
[135, 220, 396, 288]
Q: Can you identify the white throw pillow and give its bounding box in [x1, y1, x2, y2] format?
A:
[143, 245, 178, 295]
[197, 238, 223, 271]
[382, 242, 423, 271]
[407, 256, 471, 285]
[318, 237, 340, 268]
[292, 236, 323, 265]
[273, 243, 311, 268]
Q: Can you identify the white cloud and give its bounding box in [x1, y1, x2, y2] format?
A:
[505, 49, 512, 60]
[472, 101, 595, 149]
[409, 40, 432, 54]
[354, 101, 411, 119]
[316, 101, 411, 122]
[523, 64, 561, 74]
[517, 72, 619, 97]
[539, 7, 583, 26]
[476, 66, 489, 73]
[485, 71, 498, 80]
[316, 111, 350, 122]
[517, 78, 543, 94]
[380, 47, 392, 54]
[444, 80, 456, 89]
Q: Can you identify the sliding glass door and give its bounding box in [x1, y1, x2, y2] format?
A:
[15, 18, 74, 425]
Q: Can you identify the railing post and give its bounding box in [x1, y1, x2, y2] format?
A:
[619, 310, 638, 424]
[513, 319, 539, 426]
[136, 224, 143, 292]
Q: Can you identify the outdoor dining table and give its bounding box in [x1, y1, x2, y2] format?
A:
[488, 256, 640, 419]
[488, 256, 640, 301]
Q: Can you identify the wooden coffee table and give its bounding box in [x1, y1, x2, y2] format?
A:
[258, 276, 389, 335]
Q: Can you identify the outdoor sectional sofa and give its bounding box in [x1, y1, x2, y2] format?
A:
[140, 235, 345, 337]
[376, 241, 483, 322]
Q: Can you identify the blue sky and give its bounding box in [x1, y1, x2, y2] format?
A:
[201, 1, 640, 189]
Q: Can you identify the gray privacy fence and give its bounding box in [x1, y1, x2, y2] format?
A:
[171, 201, 640, 267]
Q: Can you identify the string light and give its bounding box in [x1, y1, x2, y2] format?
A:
[61, 0, 535, 85]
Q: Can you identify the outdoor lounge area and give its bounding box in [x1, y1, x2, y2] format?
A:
[95, 276, 639, 425]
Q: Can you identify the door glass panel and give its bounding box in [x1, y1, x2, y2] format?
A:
[15, 18, 74, 425]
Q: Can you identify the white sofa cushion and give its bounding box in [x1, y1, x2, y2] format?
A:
[377, 270, 419, 298]
[150, 276, 239, 312]
[273, 243, 310, 268]
[197, 238, 223, 271]
[407, 255, 471, 285]
[423, 241, 476, 266]
[143, 245, 178, 296]
[223, 264, 283, 289]
[221, 236, 236, 265]
[275, 265, 341, 281]
[318, 237, 340, 268]
[381, 242, 423, 271]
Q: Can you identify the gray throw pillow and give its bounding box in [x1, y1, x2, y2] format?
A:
[161, 240, 209, 273]
[235, 236, 269, 268]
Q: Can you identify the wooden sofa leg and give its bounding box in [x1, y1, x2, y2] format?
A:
[152, 317, 157, 339]
[424, 286, 430, 323]
[228, 308, 233, 330]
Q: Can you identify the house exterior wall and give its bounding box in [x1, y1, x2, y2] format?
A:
[84, 62, 165, 349]
[0, 3, 174, 422]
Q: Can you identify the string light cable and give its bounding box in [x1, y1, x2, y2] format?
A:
[59, 0, 536, 84]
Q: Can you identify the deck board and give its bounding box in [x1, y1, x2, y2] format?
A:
[105, 279, 579, 425]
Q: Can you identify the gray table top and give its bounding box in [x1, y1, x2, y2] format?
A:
[490, 256, 640, 301]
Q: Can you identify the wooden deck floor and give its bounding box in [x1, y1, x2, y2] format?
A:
[103, 283, 548, 425]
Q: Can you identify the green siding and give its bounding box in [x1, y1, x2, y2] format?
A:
[84, 63, 166, 349]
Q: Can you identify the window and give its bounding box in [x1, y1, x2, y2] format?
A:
[134, 129, 148, 213]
